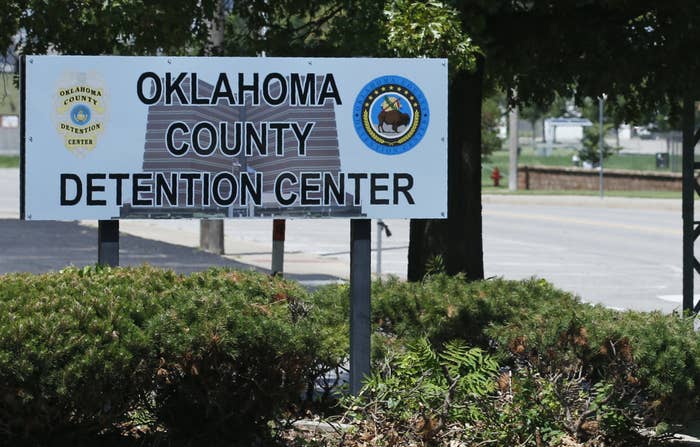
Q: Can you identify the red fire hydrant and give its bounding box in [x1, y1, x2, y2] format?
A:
[491, 167, 503, 187]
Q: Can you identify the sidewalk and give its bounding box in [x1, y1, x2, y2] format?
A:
[84, 219, 354, 281]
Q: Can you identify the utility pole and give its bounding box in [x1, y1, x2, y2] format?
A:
[682, 95, 696, 313]
[508, 99, 519, 191]
[200, 0, 226, 254]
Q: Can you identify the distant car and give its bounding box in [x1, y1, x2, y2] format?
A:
[634, 126, 657, 139]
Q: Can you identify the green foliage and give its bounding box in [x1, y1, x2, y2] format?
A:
[340, 337, 644, 446]
[424, 255, 446, 277]
[0, 267, 695, 445]
[7, 1, 217, 56]
[342, 338, 497, 444]
[384, 0, 479, 73]
[481, 93, 504, 159]
[577, 124, 620, 165]
[0, 266, 162, 443]
[228, 0, 387, 57]
[0, 266, 341, 445]
[354, 274, 700, 424]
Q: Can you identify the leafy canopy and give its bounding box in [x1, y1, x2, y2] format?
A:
[384, 0, 479, 73]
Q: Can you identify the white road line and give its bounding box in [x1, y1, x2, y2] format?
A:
[656, 295, 700, 303]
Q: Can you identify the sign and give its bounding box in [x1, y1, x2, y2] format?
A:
[21, 56, 447, 220]
[1, 115, 19, 128]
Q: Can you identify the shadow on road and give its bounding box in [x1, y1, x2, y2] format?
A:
[0, 220, 342, 285]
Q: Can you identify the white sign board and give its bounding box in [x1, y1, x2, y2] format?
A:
[21, 56, 447, 220]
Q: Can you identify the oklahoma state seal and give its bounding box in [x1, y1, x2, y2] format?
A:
[353, 75, 429, 155]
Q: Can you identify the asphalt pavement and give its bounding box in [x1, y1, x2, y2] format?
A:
[1, 167, 696, 312]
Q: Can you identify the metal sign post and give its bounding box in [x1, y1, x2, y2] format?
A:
[350, 219, 371, 395]
[98, 220, 119, 266]
[271, 219, 285, 276]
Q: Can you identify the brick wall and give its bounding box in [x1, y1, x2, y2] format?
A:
[518, 165, 682, 191]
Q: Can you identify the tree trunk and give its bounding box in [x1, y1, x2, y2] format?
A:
[407, 58, 485, 281]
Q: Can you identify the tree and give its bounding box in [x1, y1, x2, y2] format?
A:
[578, 125, 619, 166]
[376, 0, 485, 280]
[2, 1, 217, 56]
[226, 0, 387, 57]
[481, 93, 504, 161]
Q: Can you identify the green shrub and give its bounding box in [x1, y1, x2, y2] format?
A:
[0, 266, 164, 444]
[147, 269, 325, 442]
[341, 337, 498, 446]
[320, 274, 700, 423]
[0, 266, 340, 446]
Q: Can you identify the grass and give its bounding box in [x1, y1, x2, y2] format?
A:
[0, 155, 19, 168]
[484, 147, 671, 176]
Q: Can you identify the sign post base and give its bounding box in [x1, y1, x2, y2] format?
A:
[350, 218, 371, 395]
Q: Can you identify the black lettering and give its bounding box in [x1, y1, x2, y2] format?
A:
[241, 172, 262, 206]
[238, 72, 259, 105]
[319, 74, 341, 105]
[220, 122, 242, 156]
[275, 173, 298, 206]
[212, 172, 237, 206]
[291, 122, 314, 155]
[291, 73, 314, 105]
[165, 72, 188, 105]
[137, 72, 161, 105]
[192, 122, 217, 156]
[132, 173, 153, 206]
[86, 173, 106, 206]
[347, 173, 367, 206]
[180, 173, 200, 206]
[155, 172, 178, 206]
[212, 73, 236, 105]
[108, 173, 129, 206]
[202, 172, 210, 206]
[60, 173, 82, 206]
[190, 73, 209, 104]
[245, 122, 267, 156]
[300, 173, 321, 205]
[263, 72, 287, 105]
[370, 173, 390, 205]
[166, 122, 189, 156]
[323, 173, 344, 206]
[269, 122, 291, 155]
[393, 173, 415, 204]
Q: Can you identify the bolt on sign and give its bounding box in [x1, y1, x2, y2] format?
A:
[20, 56, 447, 220]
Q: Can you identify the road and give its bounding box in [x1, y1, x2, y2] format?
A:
[482, 197, 687, 313]
[0, 168, 693, 312]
